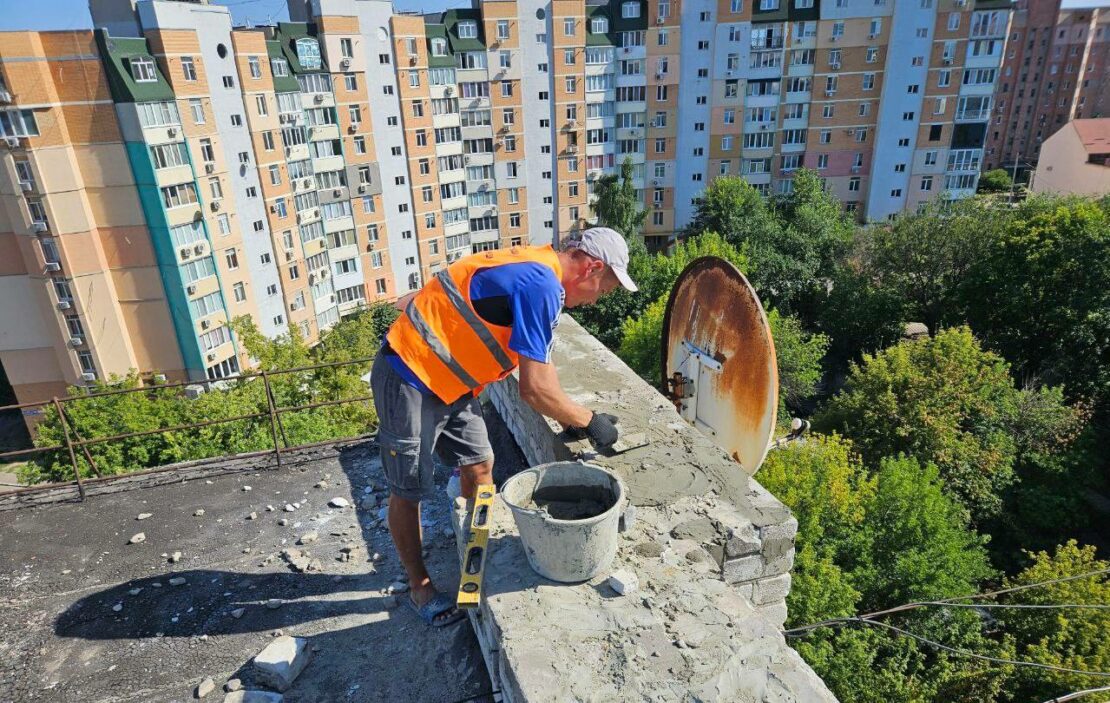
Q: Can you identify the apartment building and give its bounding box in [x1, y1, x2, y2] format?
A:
[0, 0, 1013, 425]
[984, 0, 1109, 175]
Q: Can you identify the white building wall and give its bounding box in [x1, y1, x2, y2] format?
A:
[516, 0, 557, 246]
[866, 2, 935, 222]
[673, 0, 715, 231]
[135, 0, 287, 338]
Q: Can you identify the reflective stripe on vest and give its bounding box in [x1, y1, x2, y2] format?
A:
[434, 271, 516, 373]
[403, 299, 481, 390]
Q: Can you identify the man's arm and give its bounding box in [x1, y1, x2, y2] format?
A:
[518, 357, 593, 429]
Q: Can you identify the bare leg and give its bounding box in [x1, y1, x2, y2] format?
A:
[459, 458, 494, 500]
[387, 494, 435, 606]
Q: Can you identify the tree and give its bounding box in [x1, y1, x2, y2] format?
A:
[684, 171, 852, 312]
[977, 168, 1013, 194]
[591, 156, 647, 242]
[999, 541, 1110, 702]
[767, 309, 829, 414]
[860, 198, 993, 334]
[815, 327, 1083, 524]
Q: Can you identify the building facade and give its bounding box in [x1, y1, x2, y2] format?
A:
[984, 0, 1109, 175]
[1032, 117, 1110, 194]
[0, 0, 1012, 423]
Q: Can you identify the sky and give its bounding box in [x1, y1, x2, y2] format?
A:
[0, 0, 469, 32]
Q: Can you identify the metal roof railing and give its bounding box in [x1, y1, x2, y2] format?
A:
[0, 356, 378, 501]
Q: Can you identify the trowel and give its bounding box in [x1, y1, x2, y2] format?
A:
[562, 426, 649, 458]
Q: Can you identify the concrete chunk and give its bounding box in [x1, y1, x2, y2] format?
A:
[195, 676, 215, 698]
[724, 522, 761, 558]
[607, 569, 639, 596]
[752, 573, 792, 606]
[222, 692, 283, 703]
[722, 554, 763, 584]
[252, 636, 311, 692]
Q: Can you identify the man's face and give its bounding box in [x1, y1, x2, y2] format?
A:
[564, 261, 620, 308]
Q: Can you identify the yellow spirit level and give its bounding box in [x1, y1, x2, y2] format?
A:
[456, 483, 494, 610]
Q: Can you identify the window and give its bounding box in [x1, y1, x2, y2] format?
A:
[862, 73, 875, 91]
[938, 70, 951, 88]
[848, 177, 860, 192]
[78, 351, 96, 376]
[564, 18, 576, 36]
[623, 1, 640, 17]
[161, 182, 198, 209]
[271, 58, 289, 77]
[137, 101, 180, 128]
[208, 177, 223, 201]
[591, 16, 609, 34]
[296, 38, 321, 69]
[181, 56, 197, 81]
[819, 130, 830, 144]
[458, 20, 478, 39]
[149, 141, 189, 170]
[248, 56, 261, 79]
[921, 176, 934, 191]
[130, 56, 157, 83]
[230, 114, 242, 127]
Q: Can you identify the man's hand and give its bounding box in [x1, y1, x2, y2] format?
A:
[583, 412, 620, 447]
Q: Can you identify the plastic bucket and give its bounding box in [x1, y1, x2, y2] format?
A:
[500, 462, 625, 583]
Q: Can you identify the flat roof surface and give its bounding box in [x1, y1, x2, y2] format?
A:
[1072, 118, 1110, 154]
[0, 412, 525, 702]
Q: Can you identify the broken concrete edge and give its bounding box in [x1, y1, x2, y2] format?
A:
[483, 314, 797, 627]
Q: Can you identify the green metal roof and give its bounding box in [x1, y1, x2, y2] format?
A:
[442, 9, 486, 52]
[274, 22, 329, 75]
[266, 40, 300, 92]
[95, 30, 176, 104]
[610, 0, 646, 33]
[586, 5, 617, 46]
[423, 22, 456, 68]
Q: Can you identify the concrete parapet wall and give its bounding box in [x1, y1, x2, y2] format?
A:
[478, 314, 835, 701]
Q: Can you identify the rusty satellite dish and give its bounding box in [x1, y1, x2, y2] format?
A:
[661, 257, 778, 475]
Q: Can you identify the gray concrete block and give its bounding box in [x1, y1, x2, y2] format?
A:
[759, 516, 798, 561]
[763, 548, 796, 577]
[722, 554, 763, 584]
[752, 573, 792, 606]
[252, 636, 310, 692]
[755, 600, 788, 629]
[724, 522, 761, 558]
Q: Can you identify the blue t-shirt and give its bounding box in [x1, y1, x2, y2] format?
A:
[386, 261, 564, 394]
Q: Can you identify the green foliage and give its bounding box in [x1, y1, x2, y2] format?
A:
[590, 156, 647, 241]
[959, 196, 1110, 414]
[617, 296, 666, 384]
[684, 171, 853, 312]
[815, 327, 1083, 524]
[767, 309, 828, 412]
[860, 198, 991, 334]
[977, 168, 1013, 194]
[999, 540, 1110, 702]
[23, 312, 383, 484]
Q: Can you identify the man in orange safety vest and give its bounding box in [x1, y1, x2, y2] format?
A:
[369, 226, 637, 626]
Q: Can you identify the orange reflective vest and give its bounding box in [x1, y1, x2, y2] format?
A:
[385, 245, 563, 403]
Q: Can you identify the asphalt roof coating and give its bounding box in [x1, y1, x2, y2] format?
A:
[0, 408, 526, 702]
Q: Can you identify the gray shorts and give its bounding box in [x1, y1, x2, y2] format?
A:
[370, 353, 494, 502]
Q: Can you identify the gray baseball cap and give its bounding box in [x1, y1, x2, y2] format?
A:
[566, 226, 638, 292]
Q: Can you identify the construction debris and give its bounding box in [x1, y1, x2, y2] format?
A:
[128, 533, 146, 545]
[253, 636, 311, 692]
[195, 676, 215, 698]
[607, 569, 640, 596]
[136, 513, 153, 521]
[328, 497, 349, 508]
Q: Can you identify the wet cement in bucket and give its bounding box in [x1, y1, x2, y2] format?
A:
[526, 484, 616, 520]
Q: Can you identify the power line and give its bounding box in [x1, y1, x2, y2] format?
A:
[783, 566, 1110, 637]
[1041, 686, 1110, 702]
[918, 602, 1110, 611]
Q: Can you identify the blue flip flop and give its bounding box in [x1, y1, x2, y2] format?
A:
[407, 591, 466, 628]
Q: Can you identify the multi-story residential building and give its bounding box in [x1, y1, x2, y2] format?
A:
[0, 0, 1014, 427]
[984, 0, 1109, 176]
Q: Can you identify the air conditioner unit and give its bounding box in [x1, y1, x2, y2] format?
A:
[340, 58, 351, 69]
[210, 200, 221, 212]
[831, 62, 841, 69]
[57, 301, 72, 310]
[623, 47, 631, 54]
[33, 222, 48, 233]
[193, 243, 205, 255]
[270, 204, 278, 213]
[44, 262, 60, 272]
[444, 86, 454, 96]
[207, 353, 217, 362]
[19, 181, 32, 192]
[851, 165, 861, 173]
[499, 125, 509, 134]
[868, 33, 878, 39]
[358, 184, 367, 193]
[478, 182, 488, 191]
[653, 202, 662, 209]
[825, 90, 835, 97]
[187, 285, 197, 295]
[68, 336, 83, 347]
[167, 127, 178, 137]
[333, 188, 342, 197]
[726, 70, 734, 77]
[652, 178, 660, 186]
[759, 124, 769, 131]
[655, 72, 664, 79]
[204, 162, 215, 174]
[297, 213, 304, 224]
[314, 94, 325, 104]
[199, 319, 211, 330]
[656, 16, 665, 24]
[81, 372, 97, 382]
[943, 57, 953, 65]
[0, 89, 11, 102]
[330, 294, 337, 303]
[348, 123, 359, 133]
[320, 269, 329, 278]
[830, 35, 839, 43]
[311, 208, 319, 218]
[285, 250, 294, 261]
[630, 129, 640, 137]
[409, 56, 417, 66]
[303, 178, 314, 189]
[4, 137, 19, 148]
[464, 155, 471, 164]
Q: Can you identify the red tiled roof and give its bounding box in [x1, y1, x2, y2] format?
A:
[1071, 118, 1110, 154]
